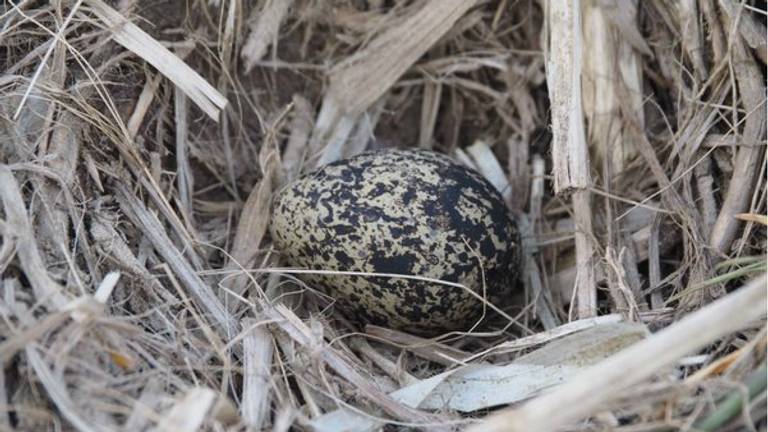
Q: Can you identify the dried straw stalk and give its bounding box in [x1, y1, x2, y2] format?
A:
[546, 1, 596, 318]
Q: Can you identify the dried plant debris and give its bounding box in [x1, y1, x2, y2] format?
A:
[0, 1, 765, 431]
[312, 322, 649, 432]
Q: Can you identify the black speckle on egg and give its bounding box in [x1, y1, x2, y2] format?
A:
[269, 149, 521, 334]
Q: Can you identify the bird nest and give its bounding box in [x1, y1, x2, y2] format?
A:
[0, 1, 765, 431]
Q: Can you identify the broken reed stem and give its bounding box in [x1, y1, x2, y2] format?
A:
[547, 1, 596, 318]
[572, 190, 596, 318]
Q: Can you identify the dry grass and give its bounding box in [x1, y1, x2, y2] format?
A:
[0, 1, 766, 431]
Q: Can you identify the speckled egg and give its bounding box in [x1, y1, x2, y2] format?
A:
[270, 149, 520, 334]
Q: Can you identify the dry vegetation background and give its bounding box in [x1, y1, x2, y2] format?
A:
[0, 0, 766, 431]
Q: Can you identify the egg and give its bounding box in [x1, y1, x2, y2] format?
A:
[270, 149, 521, 334]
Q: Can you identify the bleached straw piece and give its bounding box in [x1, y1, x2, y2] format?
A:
[241, 318, 275, 430]
[154, 387, 217, 432]
[453, 147, 478, 171]
[466, 139, 513, 205]
[581, 0, 643, 173]
[528, 155, 545, 227]
[85, 0, 227, 121]
[547, 1, 589, 193]
[218, 0, 238, 70]
[241, 0, 295, 72]
[418, 81, 442, 149]
[468, 274, 767, 432]
[124, 380, 164, 431]
[313, 99, 357, 167]
[93, 272, 120, 304]
[126, 74, 161, 139]
[343, 99, 385, 160]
